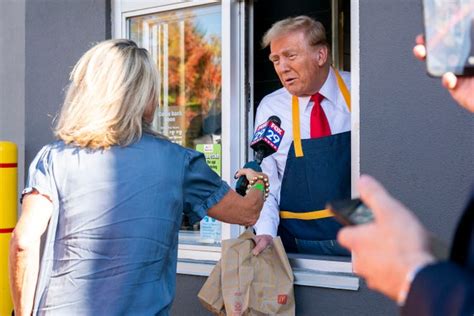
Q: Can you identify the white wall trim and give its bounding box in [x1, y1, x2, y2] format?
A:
[351, 0, 360, 197]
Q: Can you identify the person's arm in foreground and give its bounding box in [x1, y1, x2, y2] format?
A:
[338, 176, 474, 315]
[9, 190, 53, 316]
[402, 250, 474, 315]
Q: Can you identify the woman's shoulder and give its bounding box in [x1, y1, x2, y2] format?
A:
[33, 140, 67, 158]
[27, 140, 71, 174]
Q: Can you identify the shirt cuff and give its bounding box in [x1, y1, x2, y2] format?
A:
[21, 186, 52, 204]
[253, 220, 277, 237]
[190, 181, 230, 225]
[397, 263, 428, 306]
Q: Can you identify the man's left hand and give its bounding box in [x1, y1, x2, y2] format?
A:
[252, 234, 273, 256]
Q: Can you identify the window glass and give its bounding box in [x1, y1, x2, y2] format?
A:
[128, 5, 223, 246]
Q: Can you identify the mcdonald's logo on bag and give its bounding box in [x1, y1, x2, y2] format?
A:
[277, 295, 288, 305]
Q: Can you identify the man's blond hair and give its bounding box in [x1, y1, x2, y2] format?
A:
[262, 15, 329, 49]
[55, 39, 160, 149]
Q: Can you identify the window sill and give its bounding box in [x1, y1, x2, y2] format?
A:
[177, 257, 359, 291]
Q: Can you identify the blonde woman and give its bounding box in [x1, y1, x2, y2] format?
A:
[9, 39, 267, 315]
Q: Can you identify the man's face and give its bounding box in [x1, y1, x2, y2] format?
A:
[269, 31, 328, 97]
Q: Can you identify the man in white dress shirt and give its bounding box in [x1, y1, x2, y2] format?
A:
[252, 16, 352, 256]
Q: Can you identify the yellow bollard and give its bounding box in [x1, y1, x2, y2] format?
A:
[0, 141, 17, 316]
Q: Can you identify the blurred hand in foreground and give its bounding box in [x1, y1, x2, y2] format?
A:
[337, 175, 435, 303]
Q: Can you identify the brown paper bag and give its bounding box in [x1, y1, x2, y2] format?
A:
[198, 259, 226, 315]
[198, 229, 295, 315]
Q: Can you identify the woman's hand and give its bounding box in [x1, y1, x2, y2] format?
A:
[207, 169, 269, 227]
[234, 168, 269, 184]
[235, 168, 270, 199]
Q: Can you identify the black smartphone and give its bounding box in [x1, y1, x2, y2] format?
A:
[327, 198, 374, 226]
[422, 0, 474, 77]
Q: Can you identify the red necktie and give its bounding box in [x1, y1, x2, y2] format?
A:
[310, 93, 331, 138]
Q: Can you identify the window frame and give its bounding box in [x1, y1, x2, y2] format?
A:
[112, 0, 361, 290]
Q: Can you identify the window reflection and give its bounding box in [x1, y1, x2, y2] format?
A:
[128, 6, 222, 246]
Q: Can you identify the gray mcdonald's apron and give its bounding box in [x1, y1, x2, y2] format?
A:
[278, 68, 351, 256]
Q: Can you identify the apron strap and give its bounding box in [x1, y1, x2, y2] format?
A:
[280, 209, 334, 220]
[291, 66, 351, 158]
[291, 95, 304, 157]
[333, 67, 351, 111]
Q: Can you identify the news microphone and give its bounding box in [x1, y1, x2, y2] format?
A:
[235, 116, 285, 196]
[250, 115, 284, 164]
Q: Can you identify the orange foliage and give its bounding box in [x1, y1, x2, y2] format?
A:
[163, 16, 221, 114]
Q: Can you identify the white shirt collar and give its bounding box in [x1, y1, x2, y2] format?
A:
[297, 67, 338, 111]
[319, 67, 338, 106]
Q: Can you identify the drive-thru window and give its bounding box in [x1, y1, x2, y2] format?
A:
[113, 0, 360, 290]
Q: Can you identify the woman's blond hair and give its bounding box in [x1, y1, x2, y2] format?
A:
[54, 39, 160, 149]
[262, 15, 329, 50]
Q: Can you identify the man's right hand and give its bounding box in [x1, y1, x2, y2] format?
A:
[252, 234, 273, 255]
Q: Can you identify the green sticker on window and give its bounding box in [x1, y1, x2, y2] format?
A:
[196, 144, 221, 176]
